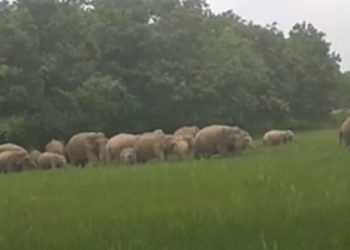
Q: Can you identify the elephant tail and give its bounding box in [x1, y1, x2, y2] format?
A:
[339, 131, 343, 148]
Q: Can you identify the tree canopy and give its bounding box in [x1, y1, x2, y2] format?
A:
[0, 0, 344, 147]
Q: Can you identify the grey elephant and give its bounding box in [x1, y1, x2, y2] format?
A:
[162, 135, 194, 160]
[29, 150, 42, 165]
[174, 126, 199, 138]
[119, 148, 137, 165]
[193, 125, 243, 159]
[134, 133, 173, 163]
[65, 132, 107, 167]
[263, 130, 294, 146]
[106, 134, 138, 163]
[171, 137, 192, 160]
[340, 117, 350, 148]
[0, 150, 36, 173]
[45, 139, 65, 156]
[37, 152, 67, 170]
[0, 143, 27, 154]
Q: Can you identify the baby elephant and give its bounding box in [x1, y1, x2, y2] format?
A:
[119, 148, 137, 165]
[0, 150, 36, 173]
[263, 130, 294, 146]
[37, 152, 67, 170]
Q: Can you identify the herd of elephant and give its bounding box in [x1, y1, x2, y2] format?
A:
[0, 125, 296, 174]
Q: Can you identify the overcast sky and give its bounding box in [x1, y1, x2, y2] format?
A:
[207, 0, 349, 72]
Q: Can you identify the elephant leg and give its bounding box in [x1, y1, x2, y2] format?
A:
[108, 149, 119, 164]
[157, 150, 165, 162]
[153, 144, 165, 162]
[86, 149, 99, 165]
[345, 138, 350, 150]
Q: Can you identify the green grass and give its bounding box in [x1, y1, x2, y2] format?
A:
[0, 129, 350, 250]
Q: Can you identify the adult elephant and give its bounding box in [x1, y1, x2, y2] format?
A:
[0, 150, 36, 173]
[106, 134, 138, 163]
[65, 132, 107, 167]
[340, 117, 350, 148]
[193, 125, 243, 159]
[134, 133, 177, 163]
[45, 139, 65, 156]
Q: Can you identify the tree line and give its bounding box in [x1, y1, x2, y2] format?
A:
[0, 0, 349, 148]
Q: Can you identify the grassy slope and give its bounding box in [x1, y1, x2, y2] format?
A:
[0, 130, 350, 250]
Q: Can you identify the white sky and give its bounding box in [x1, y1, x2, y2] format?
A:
[207, 0, 350, 71]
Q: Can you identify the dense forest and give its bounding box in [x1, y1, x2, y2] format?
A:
[0, 0, 349, 148]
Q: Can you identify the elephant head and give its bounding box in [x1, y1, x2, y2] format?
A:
[120, 148, 137, 165]
[237, 131, 254, 152]
[221, 126, 242, 152]
[285, 130, 295, 142]
[13, 152, 36, 172]
[29, 150, 41, 164]
[85, 132, 107, 162]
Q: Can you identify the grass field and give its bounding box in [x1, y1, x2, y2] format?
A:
[0, 130, 350, 250]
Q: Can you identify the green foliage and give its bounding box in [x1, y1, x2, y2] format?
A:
[333, 71, 350, 109]
[0, 0, 343, 146]
[0, 130, 350, 249]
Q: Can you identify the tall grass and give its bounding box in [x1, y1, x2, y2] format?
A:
[0, 130, 349, 250]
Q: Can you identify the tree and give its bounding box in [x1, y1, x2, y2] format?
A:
[0, 0, 344, 147]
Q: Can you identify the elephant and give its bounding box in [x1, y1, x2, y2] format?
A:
[262, 130, 291, 146]
[65, 132, 107, 167]
[163, 135, 195, 160]
[29, 150, 42, 165]
[119, 148, 137, 165]
[0, 143, 27, 154]
[174, 126, 200, 138]
[45, 139, 65, 156]
[162, 135, 178, 159]
[0, 150, 36, 173]
[37, 152, 67, 170]
[134, 133, 171, 163]
[340, 117, 350, 148]
[193, 125, 243, 159]
[171, 138, 191, 160]
[106, 134, 138, 163]
[178, 134, 195, 152]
